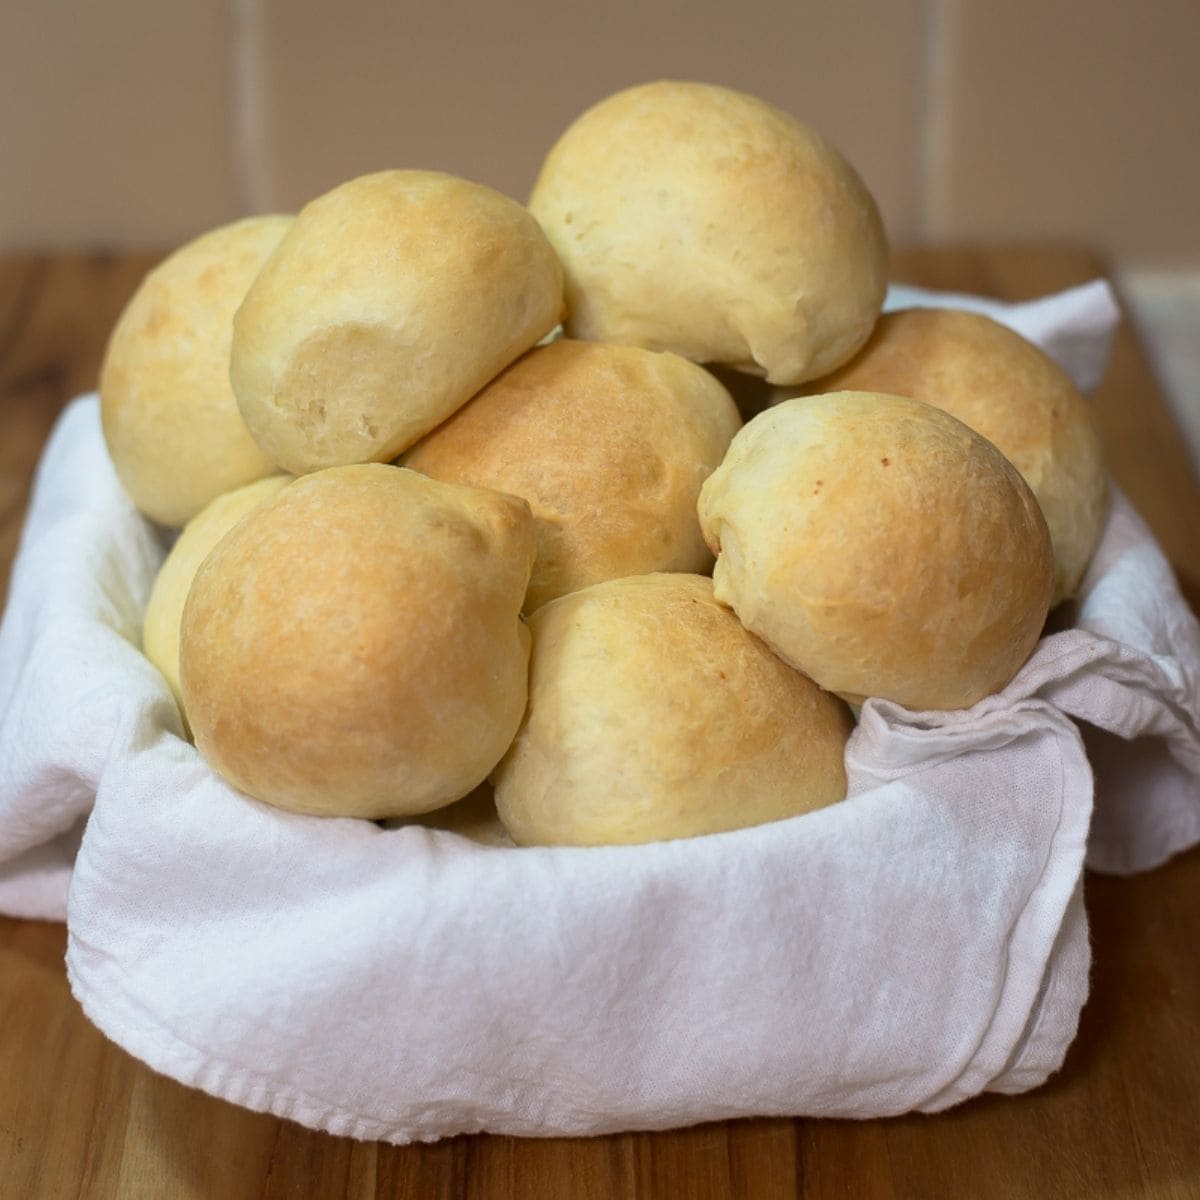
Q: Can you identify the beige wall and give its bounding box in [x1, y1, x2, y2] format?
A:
[2, 0, 1197, 269]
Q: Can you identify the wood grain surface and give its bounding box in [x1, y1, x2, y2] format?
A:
[2, 246, 1199, 1199]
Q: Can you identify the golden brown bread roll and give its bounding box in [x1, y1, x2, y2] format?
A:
[402, 338, 742, 611]
[100, 215, 292, 526]
[143, 473, 292, 714]
[492, 573, 853, 846]
[807, 308, 1107, 605]
[528, 80, 888, 385]
[230, 170, 564, 474]
[180, 464, 536, 818]
[697, 392, 1055, 711]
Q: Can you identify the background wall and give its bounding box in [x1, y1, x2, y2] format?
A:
[2, 0, 1198, 272]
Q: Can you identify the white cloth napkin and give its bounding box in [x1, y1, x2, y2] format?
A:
[2, 281, 1199, 1142]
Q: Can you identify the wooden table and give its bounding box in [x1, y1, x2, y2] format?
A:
[2, 247, 1199, 1199]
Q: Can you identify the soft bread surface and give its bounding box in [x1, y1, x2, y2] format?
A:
[809, 308, 1107, 604]
[180, 464, 536, 818]
[100, 215, 292, 526]
[493, 573, 852, 846]
[230, 170, 564, 473]
[143, 473, 292, 713]
[403, 338, 742, 611]
[528, 80, 888, 385]
[698, 392, 1055, 711]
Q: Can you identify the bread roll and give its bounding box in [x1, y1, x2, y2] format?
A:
[143, 473, 292, 714]
[180, 464, 536, 818]
[100, 215, 292, 526]
[808, 308, 1107, 604]
[402, 339, 741, 611]
[230, 170, 564, 474]
[697, 392, 1054, 711]
[493, 573, 852, 846]
[528, 80, 888, 384]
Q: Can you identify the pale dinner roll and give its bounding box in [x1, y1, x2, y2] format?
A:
[142, 474, 292, 714]
[493, 573, 853, 847]
[100, 215, 292, 526]
[402, 339, 741, 611]
[180, 464, 536, 818]
[528, 80, 888, 384]
[230, 170, 564, 473]
[809, 308, 1107, 605]
[698, 392, 1055, 711]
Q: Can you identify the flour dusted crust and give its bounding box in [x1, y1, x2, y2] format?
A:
[179, 464, 536, 818]
[809, 308, 1107, 604]
[697, 392, 1055, 711]
[143, 473, 292, 714]
[493, 573, 853, 846]
[402, 338, 742, 611]
[100, 215, 292, 526]
[528, 80, 888, 385]
[230, 170, 564, 474]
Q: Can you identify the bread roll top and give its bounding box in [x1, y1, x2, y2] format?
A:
[493, 572, 852, 846]
[403, 338, 741, 610]
[180, 463, 536, 818]
[809, 308, 1107, 604]
[529, 80, 888, 385]
[231, 170, 564, 473]
[698, 391, 1055, 711]
[100, 215, 292, 526]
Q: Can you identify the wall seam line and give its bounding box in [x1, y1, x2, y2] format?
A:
[231, 0, 267, 215]
[917, 0, 956, 242]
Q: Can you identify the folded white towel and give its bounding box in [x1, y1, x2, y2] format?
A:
[2, 280, 1197, 1142]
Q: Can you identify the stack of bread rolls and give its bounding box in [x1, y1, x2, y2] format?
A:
[101, 80, 1106, 847]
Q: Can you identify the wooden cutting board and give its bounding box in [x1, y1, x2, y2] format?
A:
[1, 246, 1199, 1199]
